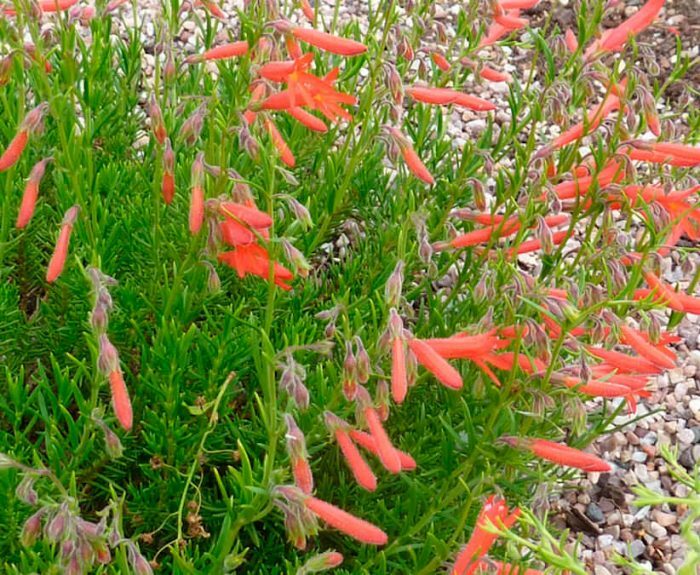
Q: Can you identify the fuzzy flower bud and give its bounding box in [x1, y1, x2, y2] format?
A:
[384, 260, 404, 307]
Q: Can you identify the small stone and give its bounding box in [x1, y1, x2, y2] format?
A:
[627, 539, 645, 558]
[679, 448, 696, 469]
[594, 566, 612, 575]
[670, 534, 684, 551]
[649, 521, 667, 538]
[673, 381, 688, 400]
[586, 502, 605, 523]
[652, 510, 677, 527]
[607, 511, 622, 526]
[678, 428, 695, 444]
[689, 398, 700, 417]
[631, 451, 648, 463]
[692, 427, 700, 443]
[597, 534, 614, 549]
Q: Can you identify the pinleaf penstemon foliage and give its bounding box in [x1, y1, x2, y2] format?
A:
[0, 0, 698, 573]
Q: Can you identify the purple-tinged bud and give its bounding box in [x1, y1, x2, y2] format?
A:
[297, 550, 344, 574]
[284, 414, 308, 462]
[45, 504, 70, 543]
[61, 539, 75, 560]
[324, 321, 336, 339]
[384, 63, 403, 105]
[178, 103, 207, 146]
[21, 509, 45, 547]
[286, 197, 313, 229]
[128, 544, 154, 575]
[384, 260, 404, 307]
[418, 236, 433, 264]
[535, 215, 554, 254]
[354, 337, 370, 384]
[102, 424, 124, 460]
[97, 334, 120, 375]
[16, 475, 38, 505]
[90, 301, 109, 333]
[239, 121, 260, 160]
[375, 379, 390, 421]
[64, 552, 82, 575]
[94, 542, 111, 564]
[282, 239, 311, 278]
[469, 178, 486, 212]
[164, 49, 177, 83]
[406, 346, 417, 388]
[388, 308, 404, 339]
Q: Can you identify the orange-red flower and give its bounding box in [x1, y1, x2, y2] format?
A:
[585, 0, 665, 56]
[185, 40, 249, 63]
[263, 116, 296, 167]
[290, 27, 367, 56]
[47, 205, 80, 283]
[626, 140, 700, 167]
[16, 157, 51, 228]
[304, 496, 388, 545]
[406, 86, 496, 112]
[349, 429, 417, 471]
[502, 436, 611, 472]
[408, 337, 463, 390]
[325, 412, 377, 491]
[451, 496, 520, 575]
[385, 126, 434, 184]
[218, 243, 294, 290]
[0, 102, 48, 172]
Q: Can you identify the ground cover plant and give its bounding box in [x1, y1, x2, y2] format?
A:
[0, 0, 698, 573]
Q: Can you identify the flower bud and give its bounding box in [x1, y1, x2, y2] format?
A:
[45, 504, 70, 543]
[384, 260, 404, 307]
[178, 103, 207, 146]
[98, 334, 120, 375]
[16, 475, 38, 505]
[354, 337, 371, 384]
[297, 550, 344, 574]
[282, 239, 311, 278]
[21, 509, 45, 547]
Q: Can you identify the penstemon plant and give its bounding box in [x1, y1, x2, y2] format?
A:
[0, 0, 698, 573]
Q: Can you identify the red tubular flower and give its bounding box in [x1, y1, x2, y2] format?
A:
[349, 429, 417, 471]
[363, 405, 401, 474]
[304, 496, 388, 545]
[406, 86, 496, 112]
[479, 11, 522, 47]
[506, 229, 569, 257]
[424, 331, 507, 359]
[291, 27, 367, 56]
[189, 153, 205, 234]
[626, 141, 700, 167]
[587, 0, 665, 56]
[185, 41, 249, 64]
[263, 116, 296, 167]
[564, 28, 579, 52]
[299, 0, 315, 21]
[586, 346, 662, 374]
[287, 107, 328, 132]
[162, 138, 175, 205]
[218, 243, 294, 290]
[109, 370, 133, 432]
[0, 103, 48, 172]
[540, 89, 623, 154]
[391, 335, 408, 404]
[475, 559, 543, 574]
[431, 51, 451, 71]
[219, 201, 273, 229]
[498, 0, 540, 8]
[325, 412, 377, 491]
[502, 436, 611, 472]
[195, 0, 226, 19]
[553, 159, 624, 200]
[3, 0, 78, 14]
[619, 324, 675, 369]
[47, 205, 80, 283]
[285, 414, 314, 494]
[16, 157, 52, 228]
[386, 127, 434, 184]
[408, 337, 463, 390]
[451, 496, 520, 575]
[478, 66, 512, 83]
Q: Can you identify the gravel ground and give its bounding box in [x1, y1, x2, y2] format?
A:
[40, 0, 699, 572]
